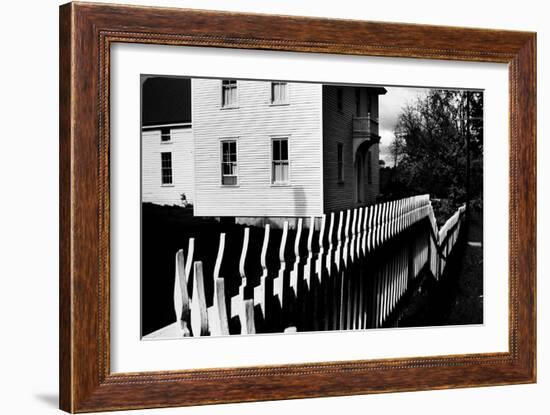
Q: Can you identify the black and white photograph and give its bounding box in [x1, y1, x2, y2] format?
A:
[140, 76, 484, 339]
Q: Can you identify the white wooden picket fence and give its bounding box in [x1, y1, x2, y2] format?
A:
[143, 195, 466, 339]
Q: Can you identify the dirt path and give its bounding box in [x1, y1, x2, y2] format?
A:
[397, 211, 484, 327]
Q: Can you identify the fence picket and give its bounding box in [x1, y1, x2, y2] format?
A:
[350, 209, 357, 262]
[243, 299, 256, 335]
[184, 238, 194, 282]
[273, 221, 289, 329]
[315, 215, 328, 330]
[335, 211, 343, 270]
[362, 206, 368, 256]
[304, 216, 315, 291]
[254, 224, 270, 327]
[290, 220, 302, 300]
[353, 207, 364, 329]
[214, 277, 230, 336]
[343, 210, 351, 267]
[315, 215, 327, 280]
[207, 233, 226, 336]
[190, 261, 209, 337]
[326, 212, 336, 330]
[326, 213, 335, 273]
[367, 204, 375, 252]
[298, 217, 315, 330]
[230, 227, 249, 335]
[174, 249, 191, 336]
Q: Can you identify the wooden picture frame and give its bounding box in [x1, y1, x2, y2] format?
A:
[59, 2, 536, 412]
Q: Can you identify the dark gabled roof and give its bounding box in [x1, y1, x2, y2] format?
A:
[141, 76, 191, 127]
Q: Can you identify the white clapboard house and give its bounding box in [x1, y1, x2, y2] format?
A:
[142, 77, 386, 219]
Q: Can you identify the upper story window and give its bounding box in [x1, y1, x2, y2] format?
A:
[221, 80, 237, 108]
[160, 127, 171, 143]
[337, 143, 344, 183]
[161, 152, 173, 185]
[272, 138, 289, 184]
[221, 140, 238, 185]
[337, 88, 343, 112]
[271, 82, 289, 105]
[355, 88, 361, 116]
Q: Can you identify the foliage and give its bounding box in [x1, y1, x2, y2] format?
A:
[381, 89, 483, 218]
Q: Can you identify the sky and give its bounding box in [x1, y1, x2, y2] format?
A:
[378, 86, 429, 166]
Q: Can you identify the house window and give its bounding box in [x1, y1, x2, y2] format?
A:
[272, 138, 289, 184]
[337, 143, 344, 183]
[221, 140, 238, 185]
[355, 88, 361, 116]
[161, 152, 173, 185]
[337, 88, 343, 112]
[367, 150, 372, 184]
[160, 127, 171, 142]
[221, 80, 237, 108]
[271, 82, 288, 104]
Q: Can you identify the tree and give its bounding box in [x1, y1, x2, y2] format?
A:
[383, 89, 483, 217]
[389, 128, 406, 167]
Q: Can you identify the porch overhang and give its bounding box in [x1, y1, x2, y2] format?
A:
[353, 134, 380, 158]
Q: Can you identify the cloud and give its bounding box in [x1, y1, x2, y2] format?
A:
[378, 87, 429, 166]
[378, 128, 394, 166]
[379, 86, 428, 135]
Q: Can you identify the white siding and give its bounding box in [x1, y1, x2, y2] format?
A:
[141, 127, 194, 206]
[193, 79, 323, 217]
